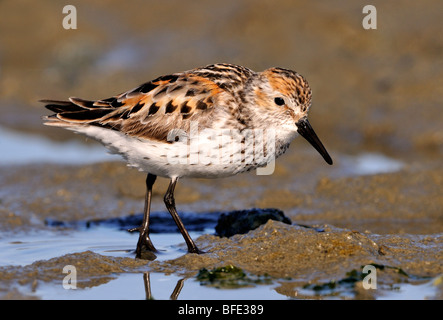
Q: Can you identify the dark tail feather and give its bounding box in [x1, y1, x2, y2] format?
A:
[57, 109, 114, 121]
[40, 99, 85, 113]
[41, 98, 115, 126]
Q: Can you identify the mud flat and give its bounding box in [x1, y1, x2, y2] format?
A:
[0, 160, 441, 299]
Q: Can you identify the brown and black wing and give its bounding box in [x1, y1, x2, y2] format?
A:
[42, 63, 254, 141]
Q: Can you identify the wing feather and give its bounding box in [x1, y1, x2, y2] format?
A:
[42, 63, 255, 141]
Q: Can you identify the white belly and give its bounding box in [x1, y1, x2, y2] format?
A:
[71, 125, 286, 179]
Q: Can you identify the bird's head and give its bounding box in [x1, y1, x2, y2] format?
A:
[245, 67, 333, 165]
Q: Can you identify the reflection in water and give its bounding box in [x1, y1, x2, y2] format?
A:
[143, 272, 152, 300]
[170, 278, 186, 300]
[143, 272, 186, 300]
[2, 228, 438, 300]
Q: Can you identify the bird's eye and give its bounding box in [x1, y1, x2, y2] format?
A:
[274, 97, 285, 106]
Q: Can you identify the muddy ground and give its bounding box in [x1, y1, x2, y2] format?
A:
[0, 159, 441, 299]
[0, 0, 442, 299]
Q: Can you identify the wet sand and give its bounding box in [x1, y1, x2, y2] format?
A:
[0, 0, 442, 299]
[0, 158, 442, 299]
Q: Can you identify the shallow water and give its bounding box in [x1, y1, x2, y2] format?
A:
[3, 125, 439, 300]
[336, 153, 403, 176]
[1, 224, 440, 300]
[0, 226, 200, 267]
[0, 126, 119, 165]
[0, 225, 284, 299]
[37, 272, 284, 300]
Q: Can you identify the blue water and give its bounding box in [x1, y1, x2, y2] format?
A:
[0, 226, 283, 300]
[0, 126, 119, 165]
[2, 225, 438, 300]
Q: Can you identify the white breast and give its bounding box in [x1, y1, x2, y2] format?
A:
[70, 125, 291, 179]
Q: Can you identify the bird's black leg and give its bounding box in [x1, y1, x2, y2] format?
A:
[129, 173, 157, 258]
[164, 177, 203, 254]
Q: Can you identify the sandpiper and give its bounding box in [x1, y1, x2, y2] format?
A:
[42, 63, 332, 257]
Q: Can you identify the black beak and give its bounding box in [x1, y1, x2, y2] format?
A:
[296, 118, 333, 165]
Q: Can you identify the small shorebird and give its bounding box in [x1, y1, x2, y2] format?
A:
[42, 63, 332, 257]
